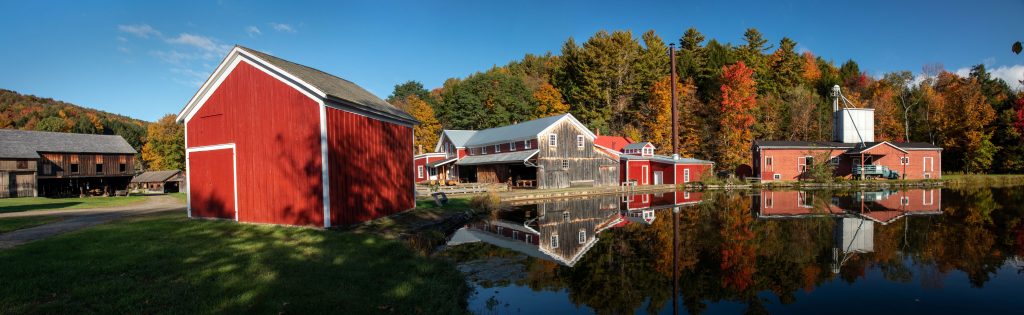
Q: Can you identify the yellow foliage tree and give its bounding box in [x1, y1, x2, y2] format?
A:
[801, 52, 821, 82]
[639, 76, 677, 154]
[532, 82, 569, 118]
[141, 114, 184, 170]
[406, 96, 442, 153]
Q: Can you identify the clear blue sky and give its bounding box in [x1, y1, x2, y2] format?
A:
[1, 0, 1021, 121]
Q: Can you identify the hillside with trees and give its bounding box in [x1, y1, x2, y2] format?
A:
[389, 28, 1024, 174]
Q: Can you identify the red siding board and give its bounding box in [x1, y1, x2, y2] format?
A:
[327, 107, 415, 226]
[186, 61, 324, 226]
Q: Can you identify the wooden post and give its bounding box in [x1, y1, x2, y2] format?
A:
[670, 43, 679, 156]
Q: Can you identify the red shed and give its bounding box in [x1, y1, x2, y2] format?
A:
[177, 46, 419, 227]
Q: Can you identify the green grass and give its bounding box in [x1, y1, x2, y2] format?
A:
[348, 197, 475, 239]
[0, 196, 147, 214]
[170, 192, 187, 203]
[0, 216, 64, 234]
[0, 213, 470, 314]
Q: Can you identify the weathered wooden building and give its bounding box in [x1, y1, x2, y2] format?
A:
[177, 46, 419, 227]
[440, 114, 620, 189]
[0, 129, 137, 198]
[130, 170, 185, 193]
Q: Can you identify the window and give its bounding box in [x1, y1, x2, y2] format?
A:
[95, 163, 104, 173]
[16, 160, 27, 169]
[764, 156, 773, 171]
[901, 196, 910, 206]
[526, 234, 533, 244]
[798, 191, 813, 208]
[70, 163, 79, 174]
[509, 141, 516, 151]
[684, 169, 691, 183]
[417, 166, 424, 178]
[642, 194, 649, 203]
[561, 159, 569, 169]
[494, 144, 501, 153]
[549, 134, 557, 147]
[684, 191, 691, 199]
[923, 190, 934, 205]
[830, 157, 840, 166]
[765, 195, 774, 208]
[512, 230, 520, 240]
[578, 230, 587, 244]
[550, 234, 559, 248]
[119, 163, 127, 173]
[577, 135, 585, 148]
[798, 157, 807, 172]
[524, 140, 532, 149]
[43, 163, 52, 175]
[773, 174, 781, 180]
[923, 157, 934, 172]
[429, 167, 437, 176]
[642, 165, 649, 184]
[562, 211, 570, 222]
[643, 147, 653, 155]
[900, 157, 910, 165]
[482, 146, 487, 154]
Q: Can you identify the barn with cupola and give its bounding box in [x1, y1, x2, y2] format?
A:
[177, 45, 419, 227]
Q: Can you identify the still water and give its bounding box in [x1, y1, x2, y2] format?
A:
[441, 187, 1024, 314]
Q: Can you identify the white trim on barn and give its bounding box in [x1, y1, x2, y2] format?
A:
[319, 100, 331, 228]
[185, 143, 239, 222]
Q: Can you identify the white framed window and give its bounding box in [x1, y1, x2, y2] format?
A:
[683, 169, 691, 183]
[830, 157, 840, 166]
[577, 135, 585, 149]
[642, 165, 649, 184]
[642, 194, 649, 203]
[798, 157, 807, 172]
[494, 144, 501, 153]
[417, 165, 424, 178]
[924, 157, 934, 172]
[512, 230, 520, 240]
[550, 234, 559, 248]
[923, 190, 934, 205]
[764, 156, 774, 171]
[764, 194, 774, 208]
[578, 230, 587, 244]
[644, 147, 653, 155]
[562, 211, 570, 222]
[526, 234, 533, 243]
[773, 173, 781, 180]
[429, 167, 437, 176]
[561, 159, 569, 169]
[900, 156, 910, 165]
[496, 226, 503, 235]
[684, 191, 690, 199]
[798, 191, 812, 208]
[524, 140, 532, 149]
[509, 141, 516, 151]
[901, 196, 910, 206]
[482, 146, 487, 154]
[549, 134, 557, 147]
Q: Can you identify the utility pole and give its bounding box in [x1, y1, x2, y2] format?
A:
[670, 43, 679, 156]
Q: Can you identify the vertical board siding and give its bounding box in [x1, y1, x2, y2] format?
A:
[536, 121, 619, 189]
[36, 153, 134, 178]
[187, 61, 324, 226]
[188, 149, 235, 219]
[327, 107, 414, 226]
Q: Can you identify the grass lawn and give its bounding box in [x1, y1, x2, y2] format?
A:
[0, 216, 64, 234]
[0, 213, 470, 314]
[0, 196, 147, 214]
[348, 196, 475, 238]
[170, 192, 187, 203]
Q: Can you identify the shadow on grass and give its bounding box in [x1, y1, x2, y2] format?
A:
[0, 202, 83, 214]
[0, 213, 471, 314]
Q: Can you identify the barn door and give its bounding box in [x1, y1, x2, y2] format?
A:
[187, 146, 236, 220]
[653, 171, 664, 185]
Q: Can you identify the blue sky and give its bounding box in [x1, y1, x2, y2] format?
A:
[1, 0, 1022, 122]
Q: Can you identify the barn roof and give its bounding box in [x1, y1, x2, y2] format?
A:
[594, 136, 633, 151]
[235, 46, 417, 124]
[463, 114, 571, 146]
[455, 150, 539, 166]
[620, 153, 714, 165]
[0, 129, 137, 159]
[131, 170, 183, 183]
[441, 130, 478, 148]
[753, 140, 941, 151]
[623, 142, 653, 150]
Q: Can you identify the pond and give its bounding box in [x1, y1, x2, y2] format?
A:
[441, 187, 1024, 315]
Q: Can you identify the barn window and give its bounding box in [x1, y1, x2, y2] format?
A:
[482, 146, 487, 154]
[773, 174, 781, 180]
[561, 159, 569, 169]
[550, 234, 559, 248]
[16, 160, 27, 169]
[765, 156, 773, 166]
[684, 169, 691, 183]
[576, 135, 585, 148]
[526, 234, 533, 243]
[494, 144, 501, 153]
[642, 165, 649, 184]
[70, 163, 79, 174]
[509, 141, 516, 151]
[43, 163, 52, 175]
[900, 157, 910, 165]
[417, 166, 424, 178]
[429, 167, 437, 176]
[830, 157, 840, 166]
[578, 230, 587, 244]
[562, 211, 570, 222]
[549, 134, 557, 147]
[524, 140, 532, 149]
[512, 230, 519, 240]
[764, 195, 774, 208]
[797, 157, 807, 172]
[95, 163, 104, 173]
[901, 196, 910, 206]
[119, 163, 127, 173]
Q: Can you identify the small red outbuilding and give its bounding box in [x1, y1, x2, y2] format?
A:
[177, 46, 419, 227]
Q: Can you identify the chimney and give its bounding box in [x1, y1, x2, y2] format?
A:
[594, 128, 600, 136]
[418, 145, 423, 155]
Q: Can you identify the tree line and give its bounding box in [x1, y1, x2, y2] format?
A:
[0, 89, 183, 171]
[390, 28, 1024, 174]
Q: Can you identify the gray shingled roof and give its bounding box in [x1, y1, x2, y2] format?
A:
[623, 142, 653, 150]
[456, 150, 539, 166]
[463, 114, 570, 147]
[236, 46, 417, 123]
[131, 170, 183, 183]
[0, 129, 137, 159]
[441, 130, 478, 147]
[754, 140, 941, 152]
[620, 154, 714, 165]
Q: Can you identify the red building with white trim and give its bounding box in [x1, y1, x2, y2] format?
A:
[596, 139, 714, 186]
[177, 46, 419, 227]
[413, 152, 447, 183]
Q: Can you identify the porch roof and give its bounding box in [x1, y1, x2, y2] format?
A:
[455, 149, 539, 166]
[426, 157, 457, 168]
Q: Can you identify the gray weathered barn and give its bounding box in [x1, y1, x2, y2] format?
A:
[0, 129, 137, 198]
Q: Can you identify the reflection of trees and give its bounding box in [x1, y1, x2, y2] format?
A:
[450, 187, 1024, 314]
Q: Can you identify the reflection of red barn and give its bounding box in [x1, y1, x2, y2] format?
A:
[753, 189, 942, 225]
[177, 46, 419, 227]
[595, 137, 714, 185]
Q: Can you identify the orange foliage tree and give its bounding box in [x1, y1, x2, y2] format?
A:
[866, 81, 904, 141]
[405, 96, 442, 153]
[639, 76, 677, 154]
[718, 62, 758, 170]
[532, 82, 569, 118]
[801, 52, 821, 83]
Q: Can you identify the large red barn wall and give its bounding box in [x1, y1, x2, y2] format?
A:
[326, 107, 415, 226]
[187, 61, 324, 226]
[187, 149, 235, 219]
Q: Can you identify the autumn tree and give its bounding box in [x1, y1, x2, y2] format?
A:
[784, 86, 821, 141]
[386, 80, 431, 104]
[532, 82, 569, 118]
[717, 62, 758, 170]
[141, 114, 184, 171]
[801, 52, 821, 83]
[401, 96, 441, 153]
[933, 72, 998, 172]
[866, 80, 904, 142]
[639, 76, 678, 154]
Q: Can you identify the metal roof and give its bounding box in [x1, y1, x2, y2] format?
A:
[426, 158, 457, 168]
[0, 129, 137, 159]
[753, 140, 940, 151]
[236, 46, 417, 124]
[594, 136, 633, 151]
[441, 130, 478, 148]
[455, 150, 539, 166]
[131, 170, 183, 183]
[620, 154, 714, 165]
[623, 142, 652, 150]
[463, 114, 571, 147]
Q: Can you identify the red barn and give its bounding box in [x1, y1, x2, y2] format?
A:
[413, 152, 447, 183]
[600, 140, 714, 185]
[176, 46, 419, 227]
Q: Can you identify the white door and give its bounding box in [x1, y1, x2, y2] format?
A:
[653, 171, 664, 185]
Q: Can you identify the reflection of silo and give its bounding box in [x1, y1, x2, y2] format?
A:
[832, 217, 875, 274]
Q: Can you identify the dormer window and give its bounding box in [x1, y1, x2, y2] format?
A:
[494, 144, 501, 153]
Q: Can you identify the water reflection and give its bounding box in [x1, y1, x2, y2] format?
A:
[443, 187, 1024, 315]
